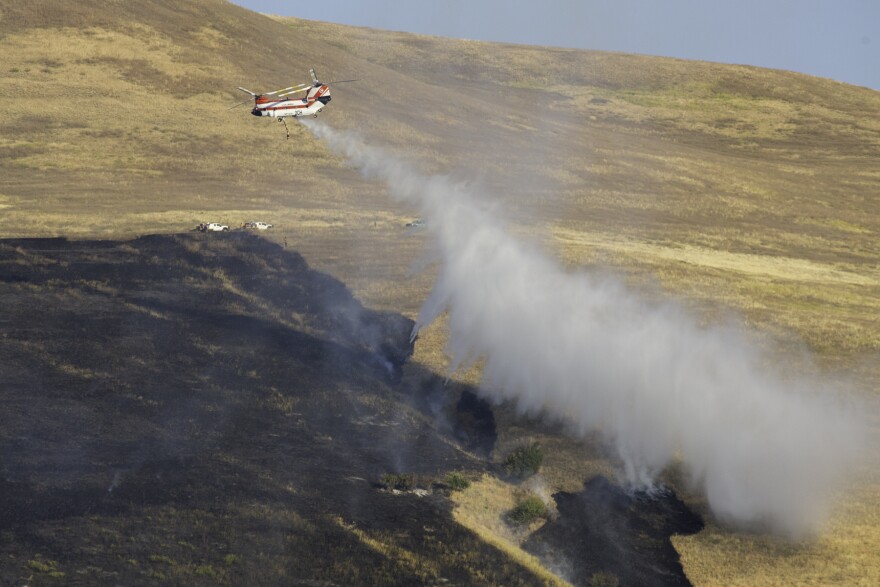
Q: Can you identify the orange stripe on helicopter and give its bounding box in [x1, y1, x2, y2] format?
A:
[264, 102, 315, 111]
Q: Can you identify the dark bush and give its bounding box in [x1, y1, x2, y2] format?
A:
[379, 472, 415, 490]
[502, 442, 543, 478]
[445, 471, 470, 491]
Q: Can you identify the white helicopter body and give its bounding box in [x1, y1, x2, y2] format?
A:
[235, 69, 353, 137]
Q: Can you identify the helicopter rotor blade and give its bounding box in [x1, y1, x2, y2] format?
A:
[265, 83, 310, 97]
[325, 79, 360, 84]
[236, 87, 257, 96]
[228, 99, 252, 110]
[276, 87, 310, 98]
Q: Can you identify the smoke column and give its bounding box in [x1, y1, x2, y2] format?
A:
[301, 120, 863, 536]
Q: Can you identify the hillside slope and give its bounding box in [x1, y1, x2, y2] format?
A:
[0, 232, 539, 585]
[1, 1, 879, 585]
[1, 0, 877, 353]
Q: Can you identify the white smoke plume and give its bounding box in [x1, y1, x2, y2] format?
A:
[301, 120, 864, 537]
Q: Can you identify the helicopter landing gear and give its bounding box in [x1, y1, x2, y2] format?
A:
[280, 117, 290, 139]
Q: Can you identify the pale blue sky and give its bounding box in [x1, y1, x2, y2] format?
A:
[230, 0, 879, 90]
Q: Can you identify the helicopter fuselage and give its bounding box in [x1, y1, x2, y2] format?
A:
[251, 84, 331, 118]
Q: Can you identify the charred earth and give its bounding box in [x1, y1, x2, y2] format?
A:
[524, 476, 704, 587]
[0, 233, 530, 586]
[0, 232, 702, 586]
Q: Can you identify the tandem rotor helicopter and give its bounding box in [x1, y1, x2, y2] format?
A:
[232, 69, 357, 139]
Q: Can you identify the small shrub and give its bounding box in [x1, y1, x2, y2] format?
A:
[27, 557, 54, 573]
[589, 571, 620, 587]
[379, 472, 415, 490]
[223, 554, 240, 566]
[502, 442, 543, 478]
[445, 471, 470, 491]
[508, 495, 547, 525]
[194, 564, 217, 577]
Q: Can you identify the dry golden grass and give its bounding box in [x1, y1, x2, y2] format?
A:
[450, 475, 571, 587]
[549, 226, 880, 357]
[674, 476, 880, 586]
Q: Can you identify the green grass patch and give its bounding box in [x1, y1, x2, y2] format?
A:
[508, 495, 547, 525]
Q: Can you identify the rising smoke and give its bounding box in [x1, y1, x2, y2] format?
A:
[301, 119, 864, 537]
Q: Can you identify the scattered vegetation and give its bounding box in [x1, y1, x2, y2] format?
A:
[194, 564, 217, 577]
[379, 472, 416, 490]
[503, 442, 544, 478]
[26, 556, 65, 578]
[589, 571, 620, 587]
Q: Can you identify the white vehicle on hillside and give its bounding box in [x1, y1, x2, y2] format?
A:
[205, 222, 229, 232]
[242, 221, 273, 230]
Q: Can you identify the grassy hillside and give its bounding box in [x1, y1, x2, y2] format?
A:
[1, 1, 878, 585]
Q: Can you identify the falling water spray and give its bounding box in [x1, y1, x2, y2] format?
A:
[301, 119, 864, 536]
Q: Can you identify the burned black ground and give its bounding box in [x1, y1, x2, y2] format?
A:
[524, 476, 704, 587]
[0, 232, 705, 586]
[0, 233, 535, 586]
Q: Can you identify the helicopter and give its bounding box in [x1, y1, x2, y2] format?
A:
[233, 69, 356, 138]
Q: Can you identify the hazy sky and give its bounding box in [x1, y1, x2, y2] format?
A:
[230, 0, 878, 89]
